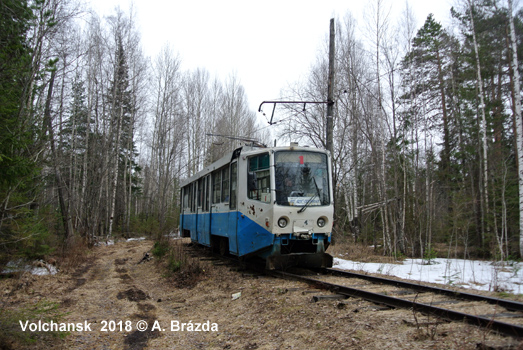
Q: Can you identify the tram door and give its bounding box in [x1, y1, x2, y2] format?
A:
[228, 162, 239, 254]
[196, 176, 211, 246]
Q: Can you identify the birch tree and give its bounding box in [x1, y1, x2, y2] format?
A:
[466, 0, 490, 247]
[148, 45, 184, 229]
[508, 0, 523, 256]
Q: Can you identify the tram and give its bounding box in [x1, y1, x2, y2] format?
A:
[179, 143, 333, 269]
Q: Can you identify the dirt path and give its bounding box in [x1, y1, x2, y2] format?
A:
[1, 239, 520, 349]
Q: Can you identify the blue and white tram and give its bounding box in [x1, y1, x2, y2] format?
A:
[179, 143, 333, 269]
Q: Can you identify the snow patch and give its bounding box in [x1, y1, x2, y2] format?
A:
[2, 259, 58, 276]
[126, 237, 145, 242]
[334, 257, 523, 294]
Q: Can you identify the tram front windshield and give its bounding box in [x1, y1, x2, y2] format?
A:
[275, 151, 330, 207]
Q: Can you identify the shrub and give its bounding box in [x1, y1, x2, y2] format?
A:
[151, 240, 169, 259]
[156, 239, 207, 288]
[423, 247, 438, 265]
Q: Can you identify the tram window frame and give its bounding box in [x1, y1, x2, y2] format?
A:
[247, 153, 271, 202]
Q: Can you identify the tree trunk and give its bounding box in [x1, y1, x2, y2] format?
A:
[108, 104, 123, 238]
[468, 0, 489, 247]
[44, 70, 74, 239]
[508, 0, 523, 257]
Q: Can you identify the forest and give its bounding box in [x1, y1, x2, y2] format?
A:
[1, 0, 522, 263]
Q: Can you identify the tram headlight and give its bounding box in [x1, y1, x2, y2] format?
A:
[278, 217, 288, 228]
[317, 217, 326, 228]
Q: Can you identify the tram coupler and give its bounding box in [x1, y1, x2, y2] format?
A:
[266, 252, 333, 270]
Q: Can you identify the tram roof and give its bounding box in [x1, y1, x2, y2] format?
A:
[180, 144, 329, 187]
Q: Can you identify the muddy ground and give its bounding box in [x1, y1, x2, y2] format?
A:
[1, 238, 522, 349]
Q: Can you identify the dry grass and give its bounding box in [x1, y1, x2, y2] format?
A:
[328, 238, 404, 264]
[157, 238, 210, 289]
[1, 238, 518, 349]
[57, 235, 92, 272]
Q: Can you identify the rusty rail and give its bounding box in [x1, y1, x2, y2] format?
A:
[270, 270, 523, 339]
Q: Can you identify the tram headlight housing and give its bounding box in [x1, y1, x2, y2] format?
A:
[278, 217, 288, 228]
[317, 217, 327, 228]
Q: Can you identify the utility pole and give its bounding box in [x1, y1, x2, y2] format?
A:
[326, 18, 335, 155]
[258, 18, 335, 153]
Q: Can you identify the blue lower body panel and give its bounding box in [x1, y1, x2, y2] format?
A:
[180, 211, 332, 268]
[180, 211, 274, 256]
[235, 212, 274, 256]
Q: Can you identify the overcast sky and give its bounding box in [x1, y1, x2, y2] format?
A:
[88, 0, 455, 117]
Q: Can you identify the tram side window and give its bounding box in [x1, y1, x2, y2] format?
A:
[222, 167, 230, 202]
[213, 170, 221, 204]
[230, 162, 237, 210]
[197, 178, 203, 208]
[183, 186, 189, 210]
[186, 184, 191, 212]
[248, 153, 270, 202]
[186, 183, 193, 213]
[192, 183, 197, 213]
[205, 176, 210, 211]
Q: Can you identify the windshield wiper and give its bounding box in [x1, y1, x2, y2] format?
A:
[313, 176, 322, 200]
[297, 194, 317, 213]
[297, 178, 322, 213]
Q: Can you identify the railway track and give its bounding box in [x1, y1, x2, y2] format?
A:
[268, 267, 523, 339]
[185, 242, 523, 339]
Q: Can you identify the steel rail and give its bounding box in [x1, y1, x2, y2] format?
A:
[320, 268, 523, 312]
[271, 270, 523, 339]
